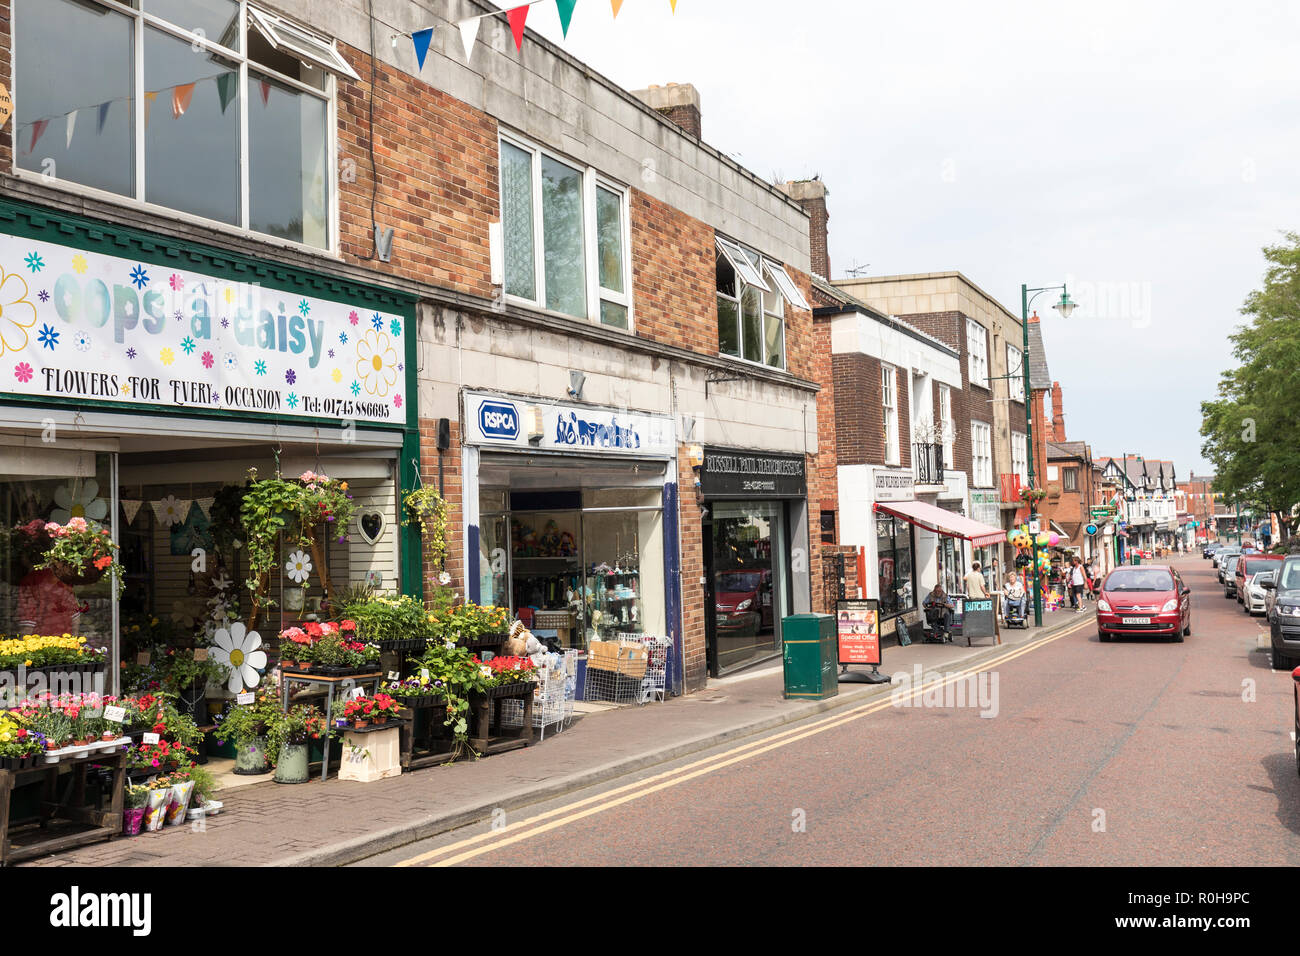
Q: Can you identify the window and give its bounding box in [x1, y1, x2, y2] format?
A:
[938, 384, 954, 468]
[1011, 431, 1028, 482]
[499, 132, 632, 328]
[716, 237, 794, 369]
[971, 421, 993, 486]
[13, 0, 345, 249]
[876, 515, 915, 617]
[966, 319, 989, 389]
[1006, 344, 1025, 402]
[882, 365, 899, 465]
[1064, 468, 1078, 492]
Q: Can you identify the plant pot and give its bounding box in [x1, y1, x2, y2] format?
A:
[353, 719, 369, 730]
[374, 716, 388, 726]
[273, 742, 310, 784]
[102, 732, 118, 742]
[123, 807, 145, 836]
[233, 735, 270, 775]
[45, 557, 107, 587]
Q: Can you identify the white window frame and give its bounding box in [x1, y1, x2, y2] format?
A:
[1006, 344, 1026, 402]
[966, 319, 989, 390]
[11, 0, 342, 254]
[715, 235, 789, 370]
[938, 383, 954, 468]
[248, 5, 361, 81]
[1011, 430, 1028, 483]
[882, 364, 899, 466]
[499, 129, 634, 331]
[971, 421, 992, 487]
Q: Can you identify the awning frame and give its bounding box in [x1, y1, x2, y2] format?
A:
[874, 500, 1007, 548]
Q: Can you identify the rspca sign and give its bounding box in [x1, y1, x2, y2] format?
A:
[464, 392, 675, 457]
[478, 401, 520, 440]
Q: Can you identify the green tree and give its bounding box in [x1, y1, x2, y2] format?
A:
[1200, 232, 1300, 543]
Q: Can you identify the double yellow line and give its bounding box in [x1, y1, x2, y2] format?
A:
[394, 617, 1094, 867]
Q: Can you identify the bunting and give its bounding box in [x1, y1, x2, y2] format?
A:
[258, 80, 271, 107]
[121, 499, 143, 526]
[172, 82, 195, 120]
[27, 119, 48, 155]
[96, 101, 111, 134]
[458, 16, 481, 63]
[144, 91, 158, 128]
[611, 0, 623, 15]
[412, 27, 434, 70]
[556, 0, 577, 37]
[216, 73, 238, 113]
[65, 109, 77, 149]
[507, 5, 530, 52]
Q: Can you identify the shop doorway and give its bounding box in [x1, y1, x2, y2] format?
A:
[703, 500, 790, 676]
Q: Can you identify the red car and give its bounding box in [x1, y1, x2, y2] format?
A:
[1096, 564, 1191, 642]
[714, 569, 774, 635]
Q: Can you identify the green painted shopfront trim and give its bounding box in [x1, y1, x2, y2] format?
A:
[0, 196, 424, 601]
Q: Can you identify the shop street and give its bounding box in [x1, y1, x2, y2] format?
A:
[370, 557, 1300, 867]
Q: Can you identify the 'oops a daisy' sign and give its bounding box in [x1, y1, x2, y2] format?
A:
[0, 233, 406, 424]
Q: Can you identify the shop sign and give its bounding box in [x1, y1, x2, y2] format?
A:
[873, 468, 915, 502]
[463, 392, 675, 457]
[970, 490, 1001, 527]
[837, 599, 881, 666]
[700, 448, 806, 498]
[0, 233, 405, 424]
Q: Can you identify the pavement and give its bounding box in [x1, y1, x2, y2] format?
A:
[21, 605, 1093, 867]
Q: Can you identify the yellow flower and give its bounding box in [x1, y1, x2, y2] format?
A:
[0, 268, 38, 357]
[71, 254, 88, 274]
[160, 347, 175, 366]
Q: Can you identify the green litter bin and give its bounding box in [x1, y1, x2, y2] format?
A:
[782, 613, 837, 700]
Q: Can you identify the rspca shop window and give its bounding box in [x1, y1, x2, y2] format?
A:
[12, 0, 354, 250]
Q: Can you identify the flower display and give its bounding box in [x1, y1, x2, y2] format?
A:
[482, 655, 537, 686]
[0, 634, 105, 670]
[341, 693, 401, 726]
[35, 518, 124, 595]
[210, 622, 267, 693]
[50, 479, 109, 524]
[285, 549, 312, 584]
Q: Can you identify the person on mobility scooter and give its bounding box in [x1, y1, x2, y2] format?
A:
[923, 583, 956, 643]
[1002, 571, 1028, 628]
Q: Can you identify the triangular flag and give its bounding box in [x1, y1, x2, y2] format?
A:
[670, 0, 677, 10]
[194, 496, 215, 519]
[507, 5, 529, 51]
[556, 0, 577, 36]
[65, 110, 77, 149]
[172, 82, 195, 120]
[216, 73, 237, 113]
[144, 91, 158, 128]
[458, 17, 481, 62]
[258, 80, 271, 106]
[412, 27, 434, 70]
[611, 0, 623, 15]
[27, 119, 48, 155]
[121, 499, 143, 526]
[96, 101, 111, 134]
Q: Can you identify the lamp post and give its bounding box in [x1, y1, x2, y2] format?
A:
[1020, 282, 1076, 626]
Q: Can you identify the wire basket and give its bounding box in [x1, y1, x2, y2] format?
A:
[499, 650, 577, 740]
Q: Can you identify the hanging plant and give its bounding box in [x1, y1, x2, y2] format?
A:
[239, 469, 306, 628]
[402, 486, 449, 571]
[1019, 487, 1047, 505]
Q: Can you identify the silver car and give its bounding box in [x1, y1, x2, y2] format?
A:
[1245, 570, 1276, 615]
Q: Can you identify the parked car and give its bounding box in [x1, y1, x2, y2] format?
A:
[1244, 570, 1276, 615]
[1265, 556, 1300, 669]
[1204, 542, 1225, 560]
[1214, 547, 1240, 571]
[714, 569, 774, 635]
[1293, 667, 1300, 777]
[1096, 565, 1191, 643]
[1219, 553, 1242, 588]
[1236, 554, 1283, 607]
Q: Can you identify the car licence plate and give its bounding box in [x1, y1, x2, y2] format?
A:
[1122, 616, 1151, 625]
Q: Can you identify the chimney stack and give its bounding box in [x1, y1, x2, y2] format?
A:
[1051, 381, 1065, 443]
[779, 179, 830, 281]
[631, 82, 702, 139]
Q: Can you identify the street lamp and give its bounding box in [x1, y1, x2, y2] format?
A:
[1020, 282, 1073, 627]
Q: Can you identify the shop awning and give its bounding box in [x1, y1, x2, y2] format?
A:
[874, 499, 1007, 547]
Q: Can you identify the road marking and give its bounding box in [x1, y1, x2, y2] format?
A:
[395, 615, 1097, 868]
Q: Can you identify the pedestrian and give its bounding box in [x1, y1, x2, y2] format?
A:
[963, 561, 989, 598]
[1069, 557, 1087, 612]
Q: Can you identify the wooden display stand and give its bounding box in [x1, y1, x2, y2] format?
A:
[468, 685, 535, 756]
[0, 749, 127, 866]
[398, 700, 457, 770]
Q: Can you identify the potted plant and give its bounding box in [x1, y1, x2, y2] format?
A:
[267, 705, 330, 784]
[480, 655, 538, 696]
[409, 644, 491, 760]
[35, 517, 125, 595]
[214, 691, 280, 775]
[402, 485, 449, 570]
[160, 649, 230, 722]
[0, 713, 46, 770]
[123, 784, 150, 836]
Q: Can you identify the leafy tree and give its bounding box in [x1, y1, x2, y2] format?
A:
[1201, 232, 1300, 542]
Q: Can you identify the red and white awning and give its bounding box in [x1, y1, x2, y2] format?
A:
[874, 499, 1007, 547]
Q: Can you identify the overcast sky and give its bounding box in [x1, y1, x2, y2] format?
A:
[520, 0, 1300, 475]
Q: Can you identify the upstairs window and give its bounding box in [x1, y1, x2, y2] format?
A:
[13, 0, 348, 249]
[1006, 344, 1025, 402]
[715, 237, 807, 370]
[966, 319, 989, 389]
[881, 365, 899, 465]
[499, 132, 632, 328]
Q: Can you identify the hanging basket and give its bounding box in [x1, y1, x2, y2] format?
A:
[45, 557, 107, 588]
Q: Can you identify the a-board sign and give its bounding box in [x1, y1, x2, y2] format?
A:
[894, 613, 912, 647]
[961, 598, 996, 644]
[836, 599, 880, 666]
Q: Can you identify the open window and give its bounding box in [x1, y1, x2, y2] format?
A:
[248, 5, 361, 81]
[716, 237, 771, 292]
[762, 259, 811, 312]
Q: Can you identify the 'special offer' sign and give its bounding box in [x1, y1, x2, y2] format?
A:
[836, 599, 881, 666]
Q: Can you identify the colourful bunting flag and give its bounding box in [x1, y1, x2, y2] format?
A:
[611, 0, 623, 15]
[144, 91, 158, 128]
[65, 110, 77, 149]
[28, 119, 48, 155]
[671, 0, 678, 10]
[412, 27, 434, 69]
[458, 17, 481, 62]
[120, 499, 143, 526]
[259, 80, 271, 106]
[216, 73, 237, 113]
[96, 101, 112, 134]
[556, 0, 577, 37]
[172, 82, 195, 120]
[507, 5, 529, 51]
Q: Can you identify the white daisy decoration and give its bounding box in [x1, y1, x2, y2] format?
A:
[210, 622, 266, 693]
[51, 479, 109, 524]
[285, 549, 313, 584]
[156, 494, 185, 527]
[438, 571, 452, 586]
[210, 572, 233, 592]
[74, 331, 92, 352]
[223, 352, 238, 372]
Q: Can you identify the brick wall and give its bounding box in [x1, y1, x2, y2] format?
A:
[833, 352, 916, 468]
[813, 315, 838, 528]
[678, 449, 707, 691]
